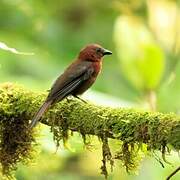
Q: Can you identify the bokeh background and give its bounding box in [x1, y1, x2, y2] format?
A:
[0, 0, 180, 179]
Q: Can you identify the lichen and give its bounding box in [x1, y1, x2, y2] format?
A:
[0, 83, 179, 178]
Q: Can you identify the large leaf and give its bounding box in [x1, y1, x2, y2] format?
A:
[114, 16, 165, 91]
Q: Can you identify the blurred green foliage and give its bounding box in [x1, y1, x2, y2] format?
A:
[114, 16, 164, 91]
[0, 0, 179, 179]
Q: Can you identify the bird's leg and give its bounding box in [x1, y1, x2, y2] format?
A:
[73, 95, 87, 103]
[65, 97, 72, 103]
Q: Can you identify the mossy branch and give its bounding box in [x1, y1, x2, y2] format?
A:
[0, 83, 179, 178]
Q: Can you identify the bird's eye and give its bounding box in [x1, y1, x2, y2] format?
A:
[96, 48, 102, 54]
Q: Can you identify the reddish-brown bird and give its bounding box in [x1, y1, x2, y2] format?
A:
[29, 44, 112, 128]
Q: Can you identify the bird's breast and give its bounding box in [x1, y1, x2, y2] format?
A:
[72, 61, 102, 95]
[92, 61, 102, 77]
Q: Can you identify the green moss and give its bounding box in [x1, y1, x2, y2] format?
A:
[0, 83, 38, 178]
[0, 83, 179, 178]
[100, 134, 114, 179]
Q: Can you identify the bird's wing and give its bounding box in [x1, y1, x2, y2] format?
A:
[46, 61, 93, 102]
[29, 61, 93, 129]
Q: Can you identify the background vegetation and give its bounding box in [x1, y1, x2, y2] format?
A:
[0, 0, 179, 179]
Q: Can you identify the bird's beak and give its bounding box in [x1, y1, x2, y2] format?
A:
[103, 48, 112, 56]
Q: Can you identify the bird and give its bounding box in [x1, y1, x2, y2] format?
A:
[29, 44, 112, 129]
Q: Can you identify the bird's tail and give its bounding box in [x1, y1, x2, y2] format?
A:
[29, 100, 52, 129]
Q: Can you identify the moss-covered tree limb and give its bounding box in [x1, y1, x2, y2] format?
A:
[0, 83, 180, 178]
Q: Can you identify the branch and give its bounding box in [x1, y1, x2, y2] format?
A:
[166, 166, 180, 180]
[0, 83, 179, 178]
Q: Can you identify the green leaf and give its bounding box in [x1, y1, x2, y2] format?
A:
[114, 16, 165, 91]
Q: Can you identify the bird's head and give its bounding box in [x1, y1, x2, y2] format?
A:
[78, 44, 112, 62]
